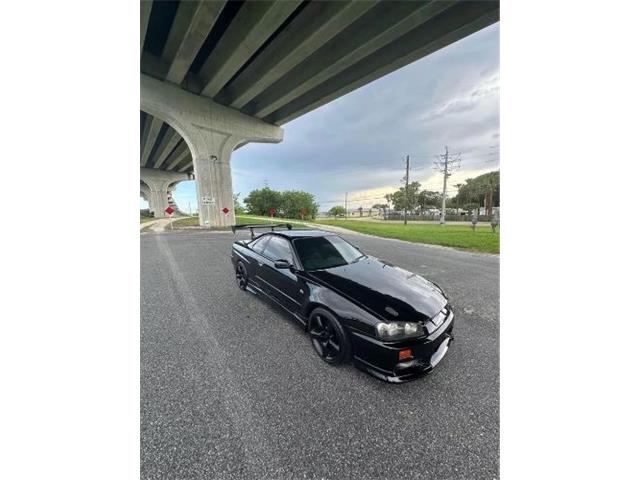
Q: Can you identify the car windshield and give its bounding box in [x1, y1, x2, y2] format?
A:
[294, 235, 364, 271]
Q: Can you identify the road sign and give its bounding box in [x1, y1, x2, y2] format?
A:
[201, 196, 214, 205]
[222, 207, 229, 215]
[165, 206, 174, 216]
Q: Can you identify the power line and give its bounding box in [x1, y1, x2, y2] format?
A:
[407, 143, 499, 158]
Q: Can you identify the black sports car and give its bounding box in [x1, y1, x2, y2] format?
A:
[230, 224, 454, 383]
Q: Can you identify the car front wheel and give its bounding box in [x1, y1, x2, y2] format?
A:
[308, 307, 351, 365]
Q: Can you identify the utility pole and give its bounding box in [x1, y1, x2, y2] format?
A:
[434, 146, 461, 225]
[440, 147, 448, 225]
[404, 155, 410, 225]
[344, 192, 348, 219]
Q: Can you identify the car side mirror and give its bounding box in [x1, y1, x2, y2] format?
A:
[274, 259, 291, 269]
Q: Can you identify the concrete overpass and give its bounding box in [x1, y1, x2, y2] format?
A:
[140, 0, 499, 226]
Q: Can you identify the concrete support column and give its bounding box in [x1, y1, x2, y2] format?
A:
[166, 182, 185, 215]
[140, 168, 191, 217]
[189, 130, 239, 227]
[140, 74, 283, 228]
[149, 185, 169, 218]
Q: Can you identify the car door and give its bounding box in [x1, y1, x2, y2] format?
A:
[258, 235, 303, 313]
[243, 234, 272, 291]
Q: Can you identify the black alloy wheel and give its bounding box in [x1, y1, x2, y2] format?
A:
[235, 262, 248, 290]
[308, 307, 351, 364]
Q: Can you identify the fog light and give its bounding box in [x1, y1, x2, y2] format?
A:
[398, 349, 412, 361]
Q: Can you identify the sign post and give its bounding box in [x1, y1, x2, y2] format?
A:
[165, 206, 175, 230]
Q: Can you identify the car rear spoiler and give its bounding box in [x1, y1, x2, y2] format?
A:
[231, 223, 293, 239]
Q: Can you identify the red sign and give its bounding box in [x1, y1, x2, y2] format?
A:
[165, 206, 175, 215]
[269, 208, 276, 218]
[222, 207, 230, 215]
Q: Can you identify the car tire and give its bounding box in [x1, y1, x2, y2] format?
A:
[308, 307, 351, 365]
[235, 261, 248, 291]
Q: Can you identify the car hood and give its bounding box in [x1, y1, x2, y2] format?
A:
[308, 256, 447, 323]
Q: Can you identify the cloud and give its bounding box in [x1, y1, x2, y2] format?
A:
[418, 72, 499, 122]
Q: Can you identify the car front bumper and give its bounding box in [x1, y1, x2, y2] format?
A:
[350, 311, 454, 383]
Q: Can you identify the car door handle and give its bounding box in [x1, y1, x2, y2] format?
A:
[258, 262, 263, 267]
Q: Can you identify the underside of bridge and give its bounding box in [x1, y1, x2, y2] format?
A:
[139, 111, 194, 218]
[140, 0, 499, 226]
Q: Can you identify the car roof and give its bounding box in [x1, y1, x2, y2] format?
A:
[264, 229, 335, 239]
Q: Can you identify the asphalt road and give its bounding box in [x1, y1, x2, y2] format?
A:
[141, 229, 499, 479]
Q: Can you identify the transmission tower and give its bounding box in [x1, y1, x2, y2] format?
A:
[433, 146, 461, 224]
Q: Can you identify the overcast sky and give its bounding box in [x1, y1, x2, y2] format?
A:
[151, 22, 499, 213]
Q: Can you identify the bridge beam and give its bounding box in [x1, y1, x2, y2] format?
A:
[223, 0, 376, 109]
[140, 168, 191, 218]
[162, 0, 226, 85]
[140, 0, 152, 57]
[249, 0, 457, 119]
[152, 129, 182, 169]
[140, 74, 283, 228]
[198, 1, 302, 98]
[164, 141, 191, 171]
[140, 116, 163, 167]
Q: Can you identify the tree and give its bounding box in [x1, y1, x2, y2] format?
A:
[463, 203, 481, 214]
[372, 203, 389, 218]
[477, 171, 500, 216]
[233, 193, 245, 214]
[244, 187, 282, 216]
[245, 188, 318, 219]
[389, 181, 421, 212]
[453, 171, 500, 214]
[416, 190, 441, 213]
[279, 190, 319, 219]
[449, 184, 464, 208]
[328, 205, 346, 218]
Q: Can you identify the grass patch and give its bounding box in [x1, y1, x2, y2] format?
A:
[162, 215, 498, 253]
[235, 215, 286, 225]
[171, 214, 308, 228]
[237, 215, 313, 226]
[170, 214, 296, 228]
[140, 215, 155, 224]
[170, 216, 202, 228]
[314, 220, 499, 254]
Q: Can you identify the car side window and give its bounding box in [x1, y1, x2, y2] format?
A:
[261, 235, 294, 263]
[250, 235, 271, 254]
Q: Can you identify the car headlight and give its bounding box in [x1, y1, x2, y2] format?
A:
[376, 321, 423, 341]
